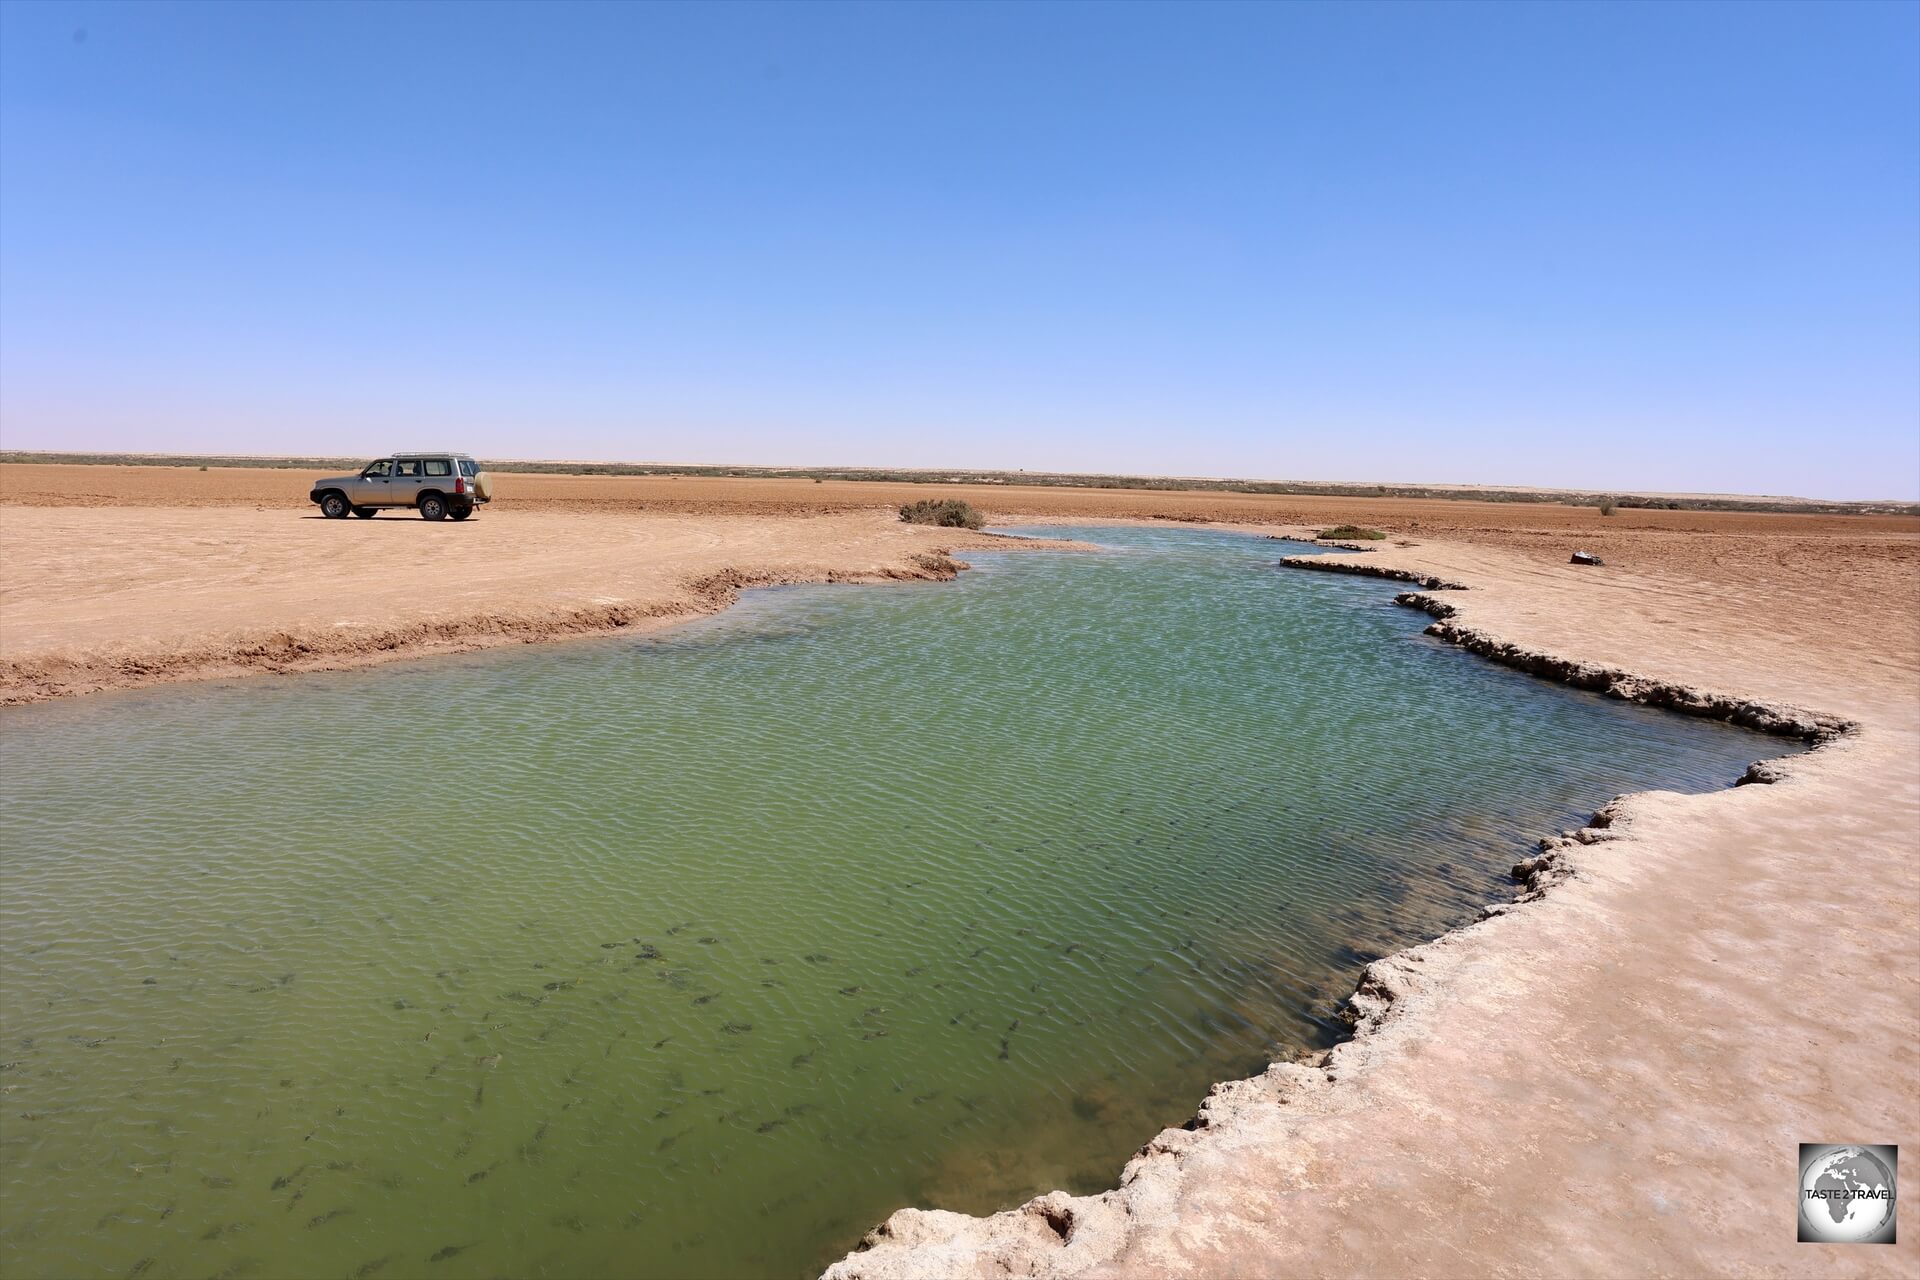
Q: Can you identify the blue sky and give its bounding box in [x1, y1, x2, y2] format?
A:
[1, 1, 1915, 498]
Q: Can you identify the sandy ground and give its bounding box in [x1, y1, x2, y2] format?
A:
[0, 502, 1052, 703]
[3, 463, 1919, 1277]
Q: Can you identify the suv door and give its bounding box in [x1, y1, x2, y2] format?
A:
[353, 459, 394, 505]
[390, 457, 425, 507]
[420, 456, 456, 496]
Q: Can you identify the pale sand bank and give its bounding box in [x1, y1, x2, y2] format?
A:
[0, 506, 1062, 704]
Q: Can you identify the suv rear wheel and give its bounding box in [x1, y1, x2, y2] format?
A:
[449, 500, 474, 521]
[319, 491, 350, 519]
[419, 493, 448, 521]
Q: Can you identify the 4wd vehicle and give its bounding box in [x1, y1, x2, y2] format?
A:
[310, 453, 493, 521]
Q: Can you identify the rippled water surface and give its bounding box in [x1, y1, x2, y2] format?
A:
[0, 526, 1785, 1279]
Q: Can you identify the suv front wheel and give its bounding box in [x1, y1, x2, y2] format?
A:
[419, 494, 448, 522]
[319, 491, 350, 519]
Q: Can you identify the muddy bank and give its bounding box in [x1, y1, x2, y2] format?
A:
[0, 555, 969, 705]
[0, 506, 1073, 705]
[826, 542, 1920, 1279]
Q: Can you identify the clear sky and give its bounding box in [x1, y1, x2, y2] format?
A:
[2, 1, 1915, 499]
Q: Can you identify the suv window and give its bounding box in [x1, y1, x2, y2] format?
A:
[363, 460, 391, 478]
[424, 458, 452, 477]
[458, 459, 478, 478]
[394, 459, 421, 477]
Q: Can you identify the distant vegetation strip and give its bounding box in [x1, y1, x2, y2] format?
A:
[4, 451, 1912, 516]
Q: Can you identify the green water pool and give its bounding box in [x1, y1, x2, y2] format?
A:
[0, 525, 1787, 1279]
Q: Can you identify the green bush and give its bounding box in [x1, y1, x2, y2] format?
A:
[1599, 500, 1616, 516]
[899, 498, 985, 530]
[1317, 525, 1386, 540]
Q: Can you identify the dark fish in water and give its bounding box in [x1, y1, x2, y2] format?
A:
[691, 993, 719, 1006]
[551, 1214, 586, 1233]
[755, 1118, 787, 1134]
[656, 1129, 690, 1152]
[473, 1082, 485, 1108]
[720, 1022, 752, 1034]
[269, 1165, 307, 1191]
[201, 1175, 234, 1190]
[789, 1051, 814, 1068]
[696, 937, 719, 945]
[427, 1244, 472, 1263]
[803, 953, 831, 965]
[651, 1037, 672, 1050]
[351, 1257, 392, 1279]
[600, 942, 624, 949]
[861, 1029, 889, 1040]
[997, 1038, 1011, 1060]
[126, 1259, 153, 1279]
[307, 1208, 352, 1228]
[633, 945, 662, 961]
[836, 986, 862, 997]
[542, 980, 576, 992]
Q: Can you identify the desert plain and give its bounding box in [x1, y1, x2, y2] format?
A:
[1, 460, 1917, 1277]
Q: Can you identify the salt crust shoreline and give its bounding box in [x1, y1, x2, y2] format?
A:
[820, 544, 1856, 1280]
[0, 553, 974, 706]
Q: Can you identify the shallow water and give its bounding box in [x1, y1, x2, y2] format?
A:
[0, 525, 1786, 1279]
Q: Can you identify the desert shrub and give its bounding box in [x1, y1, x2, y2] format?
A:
[1317, 525, 1386, 540]
[899, 498, 984, 530]
[1599, 500, 1616, 516]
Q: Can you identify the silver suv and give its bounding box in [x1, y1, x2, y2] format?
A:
[310, 453, 493, 521]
